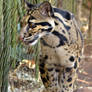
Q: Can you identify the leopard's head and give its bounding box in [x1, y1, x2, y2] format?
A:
[20, 0, 55, 45]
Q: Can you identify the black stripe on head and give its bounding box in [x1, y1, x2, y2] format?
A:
[35, 22, 51, 26]
[41, 27, 53, 32]
[54, 8, 71, 20]
[54, 16, 70, 31]
[29, 16, 36, 20]
[28, 16, 36, 23]
[52, 31, 68, 47]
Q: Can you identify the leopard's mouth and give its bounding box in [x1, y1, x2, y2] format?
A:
[23, 34, 39, 45]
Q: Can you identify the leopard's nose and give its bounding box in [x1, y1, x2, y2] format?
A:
[19, 31, 25, 41]
[19, 26, 27, 41]
[19, 34, 24, 41]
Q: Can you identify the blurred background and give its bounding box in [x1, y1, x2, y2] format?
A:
[0, 0, 92, 92]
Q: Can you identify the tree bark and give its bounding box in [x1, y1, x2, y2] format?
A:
[88, 0, 92, 39]
[57, 0, 62, 9]
[77, 0, 82, 20]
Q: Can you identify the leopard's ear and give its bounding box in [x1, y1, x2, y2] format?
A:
[39, 1, 54, 17]
[24, 0, 35, 9]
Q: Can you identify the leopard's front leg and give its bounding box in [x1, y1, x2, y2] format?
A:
[39, 61, 61, 92]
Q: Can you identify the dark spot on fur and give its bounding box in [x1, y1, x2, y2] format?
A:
[69, 83, 72, 87]
[44, 55, 48, 59]
[55, 83, 57, 86]
[61, 80, 64, 83]
[62, 30, 65, 34]
[67, 77, 72, 82]
[63, 75, 65, 79]
[55, 69, 60, 72]
[46, 75, 49, 80]
[52, 78, 57, 81]
[54, 64, 58, 66]
[64, 48, 68, 50]
[78, 57, 81, 62]
[39, 68, 45, 74]
[74, 62, 77, 69]
[69, 56, 75, 62]
[48, 68, 53, 72]
[51, 74, 53, 76]
[42, 77, 47, 82]
[39, 63, 45, 68]
[63, 72, 65, 79]
[65, 67, 72, 72]
[68, 51, 70, 53]
[29, 33, 32, 36]
[55, 21, 58, 25]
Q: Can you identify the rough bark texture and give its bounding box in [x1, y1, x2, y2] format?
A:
[57, 0, 62, 9]
[77, 0, 82, 20]
[88, 0, 92, 39]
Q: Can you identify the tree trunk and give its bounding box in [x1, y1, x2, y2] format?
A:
[88, 0, 92, 39]
[57, 0, 62, 9]
[77, 0, 82, 20]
